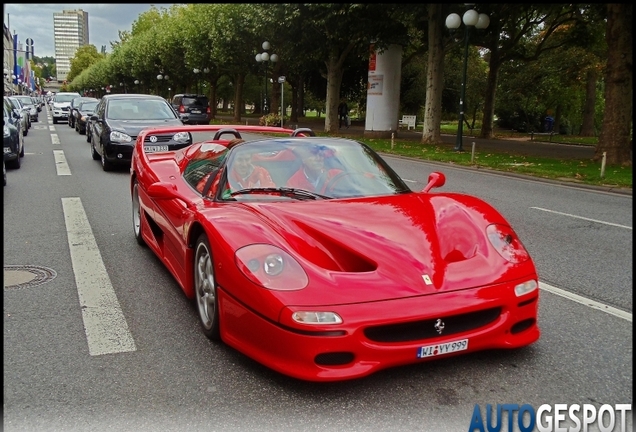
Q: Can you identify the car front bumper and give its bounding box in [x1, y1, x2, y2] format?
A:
[218, 277, 540, 382]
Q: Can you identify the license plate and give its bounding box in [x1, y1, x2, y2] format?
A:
[417, 338, 468, 358]
[144, 145, 169, 153]
[191, 109, 201, 114]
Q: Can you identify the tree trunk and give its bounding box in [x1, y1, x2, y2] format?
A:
[596, 3, 632, 166]
[232, 73, 245, 123]
[421, 4, 444, 145]
[324, 53, 344, 133]
[580, 68, 598, 136]
[480, 47, 500, 139]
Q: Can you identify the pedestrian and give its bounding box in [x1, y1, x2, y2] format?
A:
[338, 99, 349, 128]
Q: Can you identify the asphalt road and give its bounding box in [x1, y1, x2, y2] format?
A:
[3, 109, 632, 432]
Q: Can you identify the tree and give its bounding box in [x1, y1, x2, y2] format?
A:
[421, 4, 444, 144]
[596, 4, 632, 166]
[67, 45, 105, 83]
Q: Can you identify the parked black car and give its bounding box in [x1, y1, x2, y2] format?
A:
[68, 96, 96, 129]
[89, 93, 191, 171]
[4, 98, 25, 169]
[170, 94, 211, 125]
[73, 98, 99, 134]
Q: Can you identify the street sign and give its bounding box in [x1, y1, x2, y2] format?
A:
[278, 76, 286, 83]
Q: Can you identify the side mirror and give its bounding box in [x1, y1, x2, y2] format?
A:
[147, 181, 179, 200]
[422, 171, 446, 193]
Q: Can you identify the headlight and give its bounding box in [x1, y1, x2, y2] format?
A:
[486, 223, 530, 263]
[110, 130, 132, 143]
[4, 125, 10, 138]
[235, 244, 308, 290]
[173, 131, 191, 143]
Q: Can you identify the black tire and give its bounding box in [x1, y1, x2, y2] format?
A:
[6, 156, 20, 169]
[19, 142, 24, 157]
[194, 233, 220, 341]
[100, 143, 114, 171]
[86, 131, 91, 142]
[90, 136, 100, 160]
[131, 180, 147, 247]
[22, 127, 27, 137]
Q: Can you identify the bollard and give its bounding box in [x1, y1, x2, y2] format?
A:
[391, 133, 395, 150]
[600, 152, 606, 178]
[471, 142, 476, 164]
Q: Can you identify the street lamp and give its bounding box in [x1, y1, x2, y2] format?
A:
[446, 8, 489, 151]
[278, 75, 286, 127]
[255, 41, 278, 114]
[193, 68, 200, 94]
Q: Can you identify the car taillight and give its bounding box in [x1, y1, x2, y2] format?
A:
[179, 105, 185, 113]
[206, 106, 210, 114]
[486, 224, 530, 264]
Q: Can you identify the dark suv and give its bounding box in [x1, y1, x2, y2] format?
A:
[171, 94, 211, 125]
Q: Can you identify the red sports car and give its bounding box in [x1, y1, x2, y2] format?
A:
[130, 124, 540, 382]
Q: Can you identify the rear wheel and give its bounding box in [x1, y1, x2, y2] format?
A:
[90, 136, 100, 160]
[132, 180, 146, 246]
[194, 233, 220, 341]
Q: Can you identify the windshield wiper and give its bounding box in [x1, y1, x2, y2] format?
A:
[229, 187, 329, 200]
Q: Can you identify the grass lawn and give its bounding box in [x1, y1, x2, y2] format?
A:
[213, 112, 632, 190]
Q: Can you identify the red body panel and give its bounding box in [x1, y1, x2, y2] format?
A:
[130, 125, 540, 382]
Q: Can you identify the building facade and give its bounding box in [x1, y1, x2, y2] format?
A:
[3, 23, 16, 93]
[53, 9, 89, 83]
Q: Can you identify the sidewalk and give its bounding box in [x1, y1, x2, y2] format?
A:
[216, 115, 596, 161]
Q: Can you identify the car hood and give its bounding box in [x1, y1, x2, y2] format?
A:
[108, 119, 183, 136]
[204, 192, 537, 304]
[53, 102, 71, 108]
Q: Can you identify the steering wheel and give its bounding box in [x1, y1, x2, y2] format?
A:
[213, 128, 242, 140]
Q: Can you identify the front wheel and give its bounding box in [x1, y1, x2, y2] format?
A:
[100, 143, 114, 171]
[131, 180, 146, 246]
[194, 233, 220, 341]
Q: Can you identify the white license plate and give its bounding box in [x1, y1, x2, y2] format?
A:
[144, 145, 169, 153]
[191, 109, 201, 114]
[417, 338, 468, 358]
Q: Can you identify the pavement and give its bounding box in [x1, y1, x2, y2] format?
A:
[216, 115, 631, 195]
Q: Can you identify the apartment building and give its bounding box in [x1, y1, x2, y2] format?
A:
[3, 22, 15, 93]
[53, 9, 88, 82]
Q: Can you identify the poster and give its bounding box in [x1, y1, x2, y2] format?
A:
[367, 74, 383, 96]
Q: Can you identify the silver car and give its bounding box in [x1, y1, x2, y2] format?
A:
[12, 95, 39, 122]
[5, 96, 29, 136]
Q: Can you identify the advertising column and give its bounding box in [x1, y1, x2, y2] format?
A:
[364, 43, 403, 138]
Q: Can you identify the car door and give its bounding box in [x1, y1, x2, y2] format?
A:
[91, 100, 107, 156]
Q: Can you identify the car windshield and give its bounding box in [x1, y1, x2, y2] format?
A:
[14, 96, 34, 106]
[80, 102, 98, 111]
[107, 99, 178, 120]
[184, 138, 411, 200]
[182, 96, 208, 107]
[55, 94, 81, 103]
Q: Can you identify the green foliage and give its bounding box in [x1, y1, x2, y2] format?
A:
[259, 113, 283, 126]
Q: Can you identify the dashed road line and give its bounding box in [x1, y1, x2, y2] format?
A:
[62, 197, 137, 356]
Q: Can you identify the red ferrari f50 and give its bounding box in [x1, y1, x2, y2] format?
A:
[130, 124, 540, 382]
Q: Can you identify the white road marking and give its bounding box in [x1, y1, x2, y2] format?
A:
[53, 150, 71, 176]
[51, 134, 60, 145]
[62, 197, 137, 356]
[49, 125, 56, 132]
[531, 207, 632, 230]
[540, 281, 632, 322]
